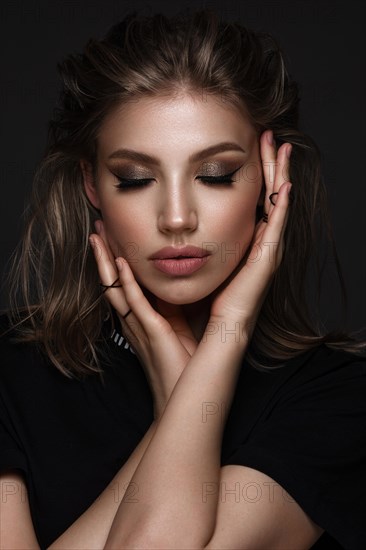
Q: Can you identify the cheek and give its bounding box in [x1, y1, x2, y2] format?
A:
[210, 191, 257, 243]
[100, 202, 149, 258]
[222, 208, 256, 265]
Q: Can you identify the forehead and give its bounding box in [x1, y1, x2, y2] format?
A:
[97, 92, 257, 158]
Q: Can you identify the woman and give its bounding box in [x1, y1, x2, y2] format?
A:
[1, 9, 365, 549]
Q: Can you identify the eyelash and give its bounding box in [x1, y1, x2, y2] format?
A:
[113, 166, 243, 190]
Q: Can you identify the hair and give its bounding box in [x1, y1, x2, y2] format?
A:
[1, 8, 365, 378]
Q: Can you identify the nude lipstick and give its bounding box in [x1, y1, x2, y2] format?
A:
[149, 245, 211, 276]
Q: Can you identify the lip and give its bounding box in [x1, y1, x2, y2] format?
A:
[149, 245, 211, 260]
[149, 245, 211, 276]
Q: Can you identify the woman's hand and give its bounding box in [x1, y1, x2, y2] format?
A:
[89, 221, 198, 419]
[209, 130, 292, 338]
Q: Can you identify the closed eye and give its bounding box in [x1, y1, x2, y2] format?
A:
[198, 166, 243, 185]
[114, 177, 153, 189]
[113, 165, 243, 190]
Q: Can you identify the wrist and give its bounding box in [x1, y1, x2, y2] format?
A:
[204, 315, 252, 346]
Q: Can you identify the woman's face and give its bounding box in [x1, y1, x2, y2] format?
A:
[83, 92, 264, 305]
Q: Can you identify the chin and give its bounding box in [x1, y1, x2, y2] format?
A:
[142, 282, 216, 306]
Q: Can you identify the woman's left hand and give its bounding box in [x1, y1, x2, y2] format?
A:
[209, 130, 292, 338]
[89, 221, 198, 419]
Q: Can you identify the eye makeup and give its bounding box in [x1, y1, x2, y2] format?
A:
[109, 163, 245, 191]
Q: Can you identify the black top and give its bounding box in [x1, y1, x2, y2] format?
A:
[1, 313, 365, 549]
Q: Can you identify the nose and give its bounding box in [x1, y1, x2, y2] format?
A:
[157, 183, 198, 235]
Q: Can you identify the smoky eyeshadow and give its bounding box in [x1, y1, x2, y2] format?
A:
[109, 166, 153, 179]
[108, 161, 240, 179]
[198, 162, 233, 176]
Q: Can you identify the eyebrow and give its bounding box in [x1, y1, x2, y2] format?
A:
[107, 142, 246, 164]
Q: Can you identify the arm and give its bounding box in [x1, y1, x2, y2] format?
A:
[205, 465, 324, 549]
[104, 318, 248, 549]
[48, 310, 196, 549]
[0, 457, 324, 550]
[0, 420, 157, 550]
[47, 419, 157, 549]
[105, 318, 323, 550]
[0, 470, 40, 550]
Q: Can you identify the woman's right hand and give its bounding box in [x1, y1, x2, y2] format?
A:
[209, 131, 292, 338]
[90, 221, 198, 420]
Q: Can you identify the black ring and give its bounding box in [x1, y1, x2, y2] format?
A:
[262, 213, 268, 223]
[269, 192, 279, 206]
[100, 277, 122, 294]
[122, 309, 132, 319]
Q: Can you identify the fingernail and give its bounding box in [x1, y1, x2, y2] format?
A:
[286, 144, 292, 158]
[89, 236, 96, 248]
[267, 130, 274, 145]
[115, 258, 122, 271]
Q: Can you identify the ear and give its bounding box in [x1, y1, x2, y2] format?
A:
[80, 159, 101, 210]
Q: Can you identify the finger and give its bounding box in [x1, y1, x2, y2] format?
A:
[95, 220, 116, 266]
[89, 234, 129, 314]
[260, 131, 292, 218]
[282, 144, 291, 184]
[115, 258, 170, 339]
[274, 143, 292, 190]
[267, 143, 292, 228]
[260, 130, 277, 199]
[261, 181, 292, 266]
[266, 181, 291, 226]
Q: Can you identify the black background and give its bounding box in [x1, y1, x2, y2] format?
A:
[0, 0, 365, 332]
